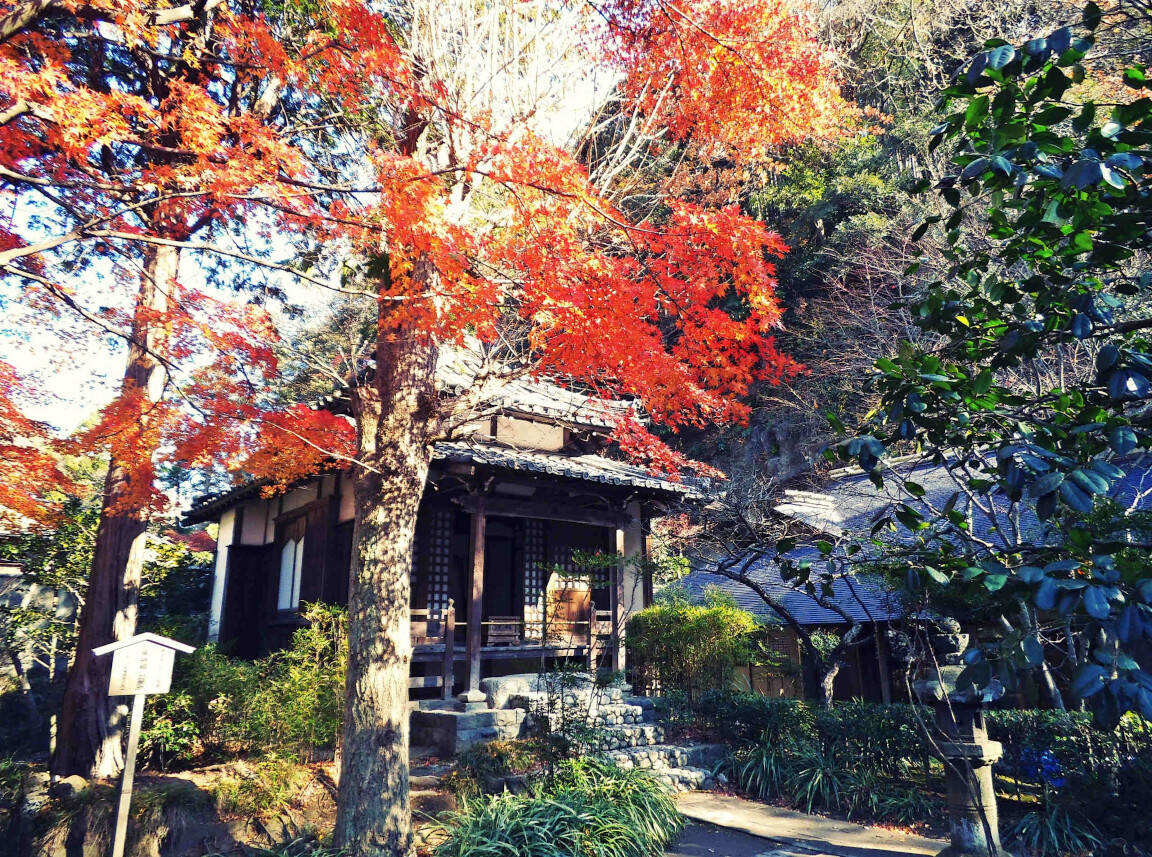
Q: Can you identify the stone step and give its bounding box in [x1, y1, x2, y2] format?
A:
[604, 742, 726, 773]
[514, 692, 648, 727]
[654, 765, 714, 792]
[575, 722, 666, 752]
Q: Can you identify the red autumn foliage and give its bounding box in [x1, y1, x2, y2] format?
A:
[1, 0, 849, 509]
[0, 361, 73, 525]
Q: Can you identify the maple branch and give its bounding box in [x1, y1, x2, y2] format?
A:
[0, 0, 226, 46]
[1, 263, 184, 384]
[0, 0, 53, 46]
[91, 230, 384, 297]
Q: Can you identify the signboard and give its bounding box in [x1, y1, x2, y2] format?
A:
[93, 633, 194, 857]
[107, 641, 176, 696]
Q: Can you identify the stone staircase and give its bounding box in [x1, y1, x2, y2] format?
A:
[502, 675, 722, 792]
[411, 673, 722, 792]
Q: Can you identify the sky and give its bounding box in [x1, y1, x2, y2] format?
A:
[1, 0, 615, 437]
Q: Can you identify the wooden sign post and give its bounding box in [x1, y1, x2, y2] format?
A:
[93, 633, 195, 857]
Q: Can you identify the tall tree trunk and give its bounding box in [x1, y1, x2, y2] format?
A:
[52, 243, 175, 779]
[334, 257, 439, 857]
[818, 660, 840, 707]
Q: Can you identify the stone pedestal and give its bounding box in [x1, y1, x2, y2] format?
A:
[915, 664, 1011, 857]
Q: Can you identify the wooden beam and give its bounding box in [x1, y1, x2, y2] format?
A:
[466, 504, 486, 691]
[455, 494, 630, 529]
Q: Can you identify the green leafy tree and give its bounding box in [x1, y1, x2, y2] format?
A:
[836, 3, 1152, 723]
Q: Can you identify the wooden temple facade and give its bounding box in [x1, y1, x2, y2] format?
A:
[186, 391, 692, 696]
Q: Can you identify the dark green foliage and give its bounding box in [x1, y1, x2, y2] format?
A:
[206, 836, 345, 857]
[787, 744, 850, 814]
[626, 591, 757, 700]
[988, 709, 1152, 848]
[710, 694, 938, 823]
[0, 755, 23, 812]
[723, 744, 792, 801]
[140, 603, 347, 769]
[833, 4, 1152, 723]
[1007, 807, 1101, 857]
[137, 530, 214, 643]
[707, 692, 1149, 845]
[814, 699, 924, 777]
[0, 487, 211, 755]
[695, 692, 816, 744]
[445, 740, 546, 797]
[434, 758, 683, 857]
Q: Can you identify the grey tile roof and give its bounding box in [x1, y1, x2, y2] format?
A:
[436, 350, 634, 430]
[683, 552, 908, 625]
[313, 349, 635, 432]
[681, 453, 1152, 626]
[433, 441, 696, 496]
[184, 440, 692, 524]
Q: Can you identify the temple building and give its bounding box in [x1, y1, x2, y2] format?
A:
[185, 367, 693, 697]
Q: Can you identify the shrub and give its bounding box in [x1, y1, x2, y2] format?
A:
[787, 744, 850, 814]
[627, 591, 757, 699]
[447, 740, 546, 796]
[434, 757, 682, 857]
[872, 785, 943, 826]
[696, 691, 816, 744]
[704, 692, 1150, 847]
[814, 700, 925, 777]
[989, 708, 1152, 846]
[0, 755, 23, 810]
[139, 691, 202, 770]
[721, 743, 794, 800]
[141, 603, 347, 768]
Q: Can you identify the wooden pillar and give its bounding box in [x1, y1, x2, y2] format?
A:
[613, 504, 644, 674]
[466, 505, 486, 691]
[611, 527, 624, 673]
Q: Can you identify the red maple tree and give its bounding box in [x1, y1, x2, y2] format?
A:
[2, 0, 849, 848]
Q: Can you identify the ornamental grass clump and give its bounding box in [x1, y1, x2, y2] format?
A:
[434, 757, 682, 857]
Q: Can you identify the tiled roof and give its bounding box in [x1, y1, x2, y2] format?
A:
[681, 453, 1152, 626]
[183, 440, 693, 524]
[434, 441, 696, 496]
[312, 348, 636, 432]
[683, 554, 908, 625]
[436, 350, 634, 430]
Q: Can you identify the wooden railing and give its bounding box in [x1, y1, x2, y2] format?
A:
[409, 605, 619, 697]
[409, 600, 455, 700]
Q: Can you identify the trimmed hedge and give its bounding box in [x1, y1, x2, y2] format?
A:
[626, 592, 756, 699]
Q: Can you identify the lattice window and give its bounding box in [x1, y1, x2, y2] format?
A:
[523, 519, 546, 641]
[426, 507, 454, 614]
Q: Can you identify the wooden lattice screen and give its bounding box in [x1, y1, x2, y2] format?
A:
[522, 519, 546, 641]
[426, 507, 454, 615]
